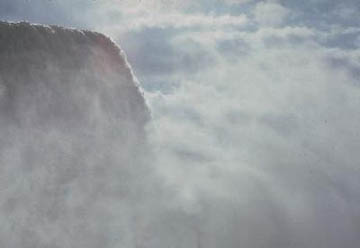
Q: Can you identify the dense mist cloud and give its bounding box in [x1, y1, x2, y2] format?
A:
[1, 0, 360, 247]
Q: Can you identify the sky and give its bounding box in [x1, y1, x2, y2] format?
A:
[1, 0, 360, 247]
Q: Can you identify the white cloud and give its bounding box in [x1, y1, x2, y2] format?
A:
[129, 13, 248, 30]
[143, 23, 360, 246]
[222, 0, 254, 5]
[253, 1, 290, 27]
[99, 11, 248, 33]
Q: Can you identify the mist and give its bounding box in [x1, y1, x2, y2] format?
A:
[1, 0, 360, 248]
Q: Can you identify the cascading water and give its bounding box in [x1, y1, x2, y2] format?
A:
[0, 21, 151, 247]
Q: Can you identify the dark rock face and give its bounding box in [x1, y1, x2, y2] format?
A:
[0, 22, 150, 247]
